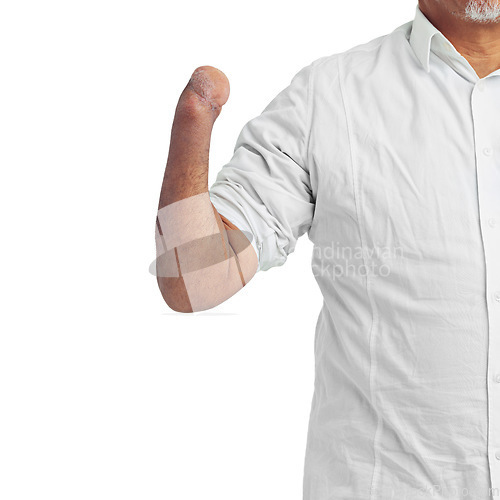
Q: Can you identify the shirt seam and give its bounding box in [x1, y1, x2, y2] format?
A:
[304, 58, 316, 164]
[337, 51, 383, 500]
[304, 56, 331, 240]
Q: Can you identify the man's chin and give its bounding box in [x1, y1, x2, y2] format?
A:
[463, 0, 500, 23]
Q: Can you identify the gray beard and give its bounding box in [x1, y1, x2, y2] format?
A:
[463, 0, 500, 22]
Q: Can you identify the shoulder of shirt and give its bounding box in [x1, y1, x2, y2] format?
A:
[305, 19, 413, 78]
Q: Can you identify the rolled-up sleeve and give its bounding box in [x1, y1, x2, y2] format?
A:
[209, 62, 316, 272]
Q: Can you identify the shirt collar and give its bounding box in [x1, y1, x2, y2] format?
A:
[409, 4, 482, 81]
[409, 5, 441, 73]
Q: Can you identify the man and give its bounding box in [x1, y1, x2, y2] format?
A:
[155, 0, 500, 498]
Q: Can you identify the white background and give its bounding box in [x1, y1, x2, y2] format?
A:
[0, 1, 415, 499]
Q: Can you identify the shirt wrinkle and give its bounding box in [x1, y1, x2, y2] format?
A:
[209, 3, 500, 498]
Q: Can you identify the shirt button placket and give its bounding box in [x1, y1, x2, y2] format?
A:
[472, 76, 500, 494]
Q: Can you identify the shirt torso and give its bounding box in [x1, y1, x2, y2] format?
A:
[209, 5, 500, 499]
[303, 8, 500, 499]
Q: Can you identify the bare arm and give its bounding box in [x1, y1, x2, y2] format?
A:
[155, 66, 258, 313]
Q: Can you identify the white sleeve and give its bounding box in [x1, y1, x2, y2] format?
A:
[209, 62, 315, 272]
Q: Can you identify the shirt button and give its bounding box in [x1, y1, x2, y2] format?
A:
[495, 374, 500, 384]
[489, 218, 497, 228]
[494, 292, 500, 302]
[496, 450, 500, 460]
[483, 148, 492, 156]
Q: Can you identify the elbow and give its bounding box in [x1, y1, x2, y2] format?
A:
[157, 277, 195, 314]
[157, 277, 224, 313]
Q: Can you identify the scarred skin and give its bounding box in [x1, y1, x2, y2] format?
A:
[156, 1, 500, 313]
[159, 66, 230, 208]
[156, 66, 258, 313]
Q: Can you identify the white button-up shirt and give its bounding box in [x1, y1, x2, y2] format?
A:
[209, 4, 500, 499]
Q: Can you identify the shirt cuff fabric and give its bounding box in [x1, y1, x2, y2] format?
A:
[209, 190, 288, 273]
